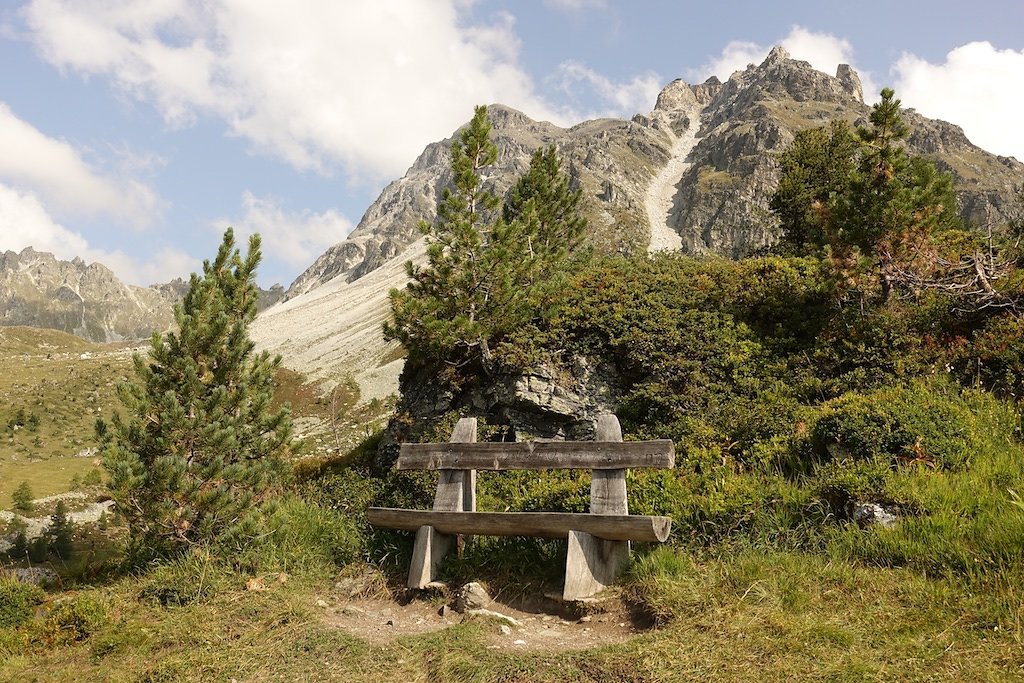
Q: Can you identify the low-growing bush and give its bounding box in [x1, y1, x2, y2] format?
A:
[811, 381, 979, 469]
[31, 594, 108, 647]
[0, 578, 44, 629]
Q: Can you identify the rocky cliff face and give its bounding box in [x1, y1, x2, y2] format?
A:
[0, 248, 285, 343]
[289, 47, 1023, 301]
[0, 248, 179, 343]
[664, 46, 1022, 256]
[256, 47, 1024, 449]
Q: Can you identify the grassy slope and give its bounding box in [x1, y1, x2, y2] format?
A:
[1, 552, 1022, 682]
[0, 328, 124, 507]
[0, 327, 382, 510]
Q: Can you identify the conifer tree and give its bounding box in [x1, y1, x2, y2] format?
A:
[9, 529, 28, 560]
[835, 88, 959, 297]
[12, 481, 33, 514]
[386, 107, 586, 372]
[47, 500, 73, 560]
[771, 120, 858, 253]
[99, 229, 292, 558]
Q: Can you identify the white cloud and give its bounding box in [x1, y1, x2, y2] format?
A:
[543, 0, 608, 12]
[22, 0, 574, 183]
[547, 60, 662, 116]
[893, 42, 1024, 161]
[690, 26, 878, 101]
[0, 102, 162, 227]
[213, 192, 354, 272]
[0, 183, 195, 285]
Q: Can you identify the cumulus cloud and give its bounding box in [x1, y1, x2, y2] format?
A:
[0, 183, 196, 285]
[543, 0, 608, 12]
[690, 26, 879, 100]
[213, 191, 354, 273]
[547, 60, 662, 116]
[22, 0, 575, 183]
[0, 102, 162, 227]
[893, 42, 1024, 161]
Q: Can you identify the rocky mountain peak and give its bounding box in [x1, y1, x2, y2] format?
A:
[835, 64, 864, 102]
[762, 45, 791, 67]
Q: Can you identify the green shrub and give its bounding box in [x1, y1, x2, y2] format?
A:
[235, 496, 364, 574]
[811, 381, 978, 469]
[31, 594, 108, 646]
[0, 578, 44, 629]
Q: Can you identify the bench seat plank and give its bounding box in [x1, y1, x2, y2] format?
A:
[398, 439, 674, 471]
[367, 508, 672, 543]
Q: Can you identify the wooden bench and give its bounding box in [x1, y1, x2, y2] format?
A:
[367, 414, 674, 600]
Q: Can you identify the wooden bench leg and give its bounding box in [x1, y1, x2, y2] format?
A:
[407, 418, 477, 589]
[563, 414, 631, 600]
[563, 531, 630, 600]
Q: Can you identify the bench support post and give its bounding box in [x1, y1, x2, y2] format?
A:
[407, 417, 476, 588]
[563, 414, 630, 600]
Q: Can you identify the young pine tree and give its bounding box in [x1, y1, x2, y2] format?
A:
[770, 120, 858, 253]
[47, 500, 74, 560]
[834, 88, 959, 296]
[386, 108, 585, 373]
[12, 481, 33, 514]
[99, 229, 293, 559]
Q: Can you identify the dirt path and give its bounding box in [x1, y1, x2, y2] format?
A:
[317, 593, 651, 651]
[646, 105, 705, 252]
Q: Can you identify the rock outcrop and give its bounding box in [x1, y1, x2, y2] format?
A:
[254, 47, 1024, 442]
[0, 248, 285, 343]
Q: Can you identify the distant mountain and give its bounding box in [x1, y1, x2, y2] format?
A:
[255, 47, 1022, 400]
[284, 46, 1022, 300]
[0, 247, 285, 343]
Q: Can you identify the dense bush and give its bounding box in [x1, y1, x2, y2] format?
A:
[0, 578, 44, 629]
[811, 381, 979, 470]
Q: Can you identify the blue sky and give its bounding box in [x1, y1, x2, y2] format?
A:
[1, 0, 1022, 287]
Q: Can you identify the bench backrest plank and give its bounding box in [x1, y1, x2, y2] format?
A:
[397, 439, 674, 471]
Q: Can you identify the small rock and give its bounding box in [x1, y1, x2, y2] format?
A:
[499, 624, 512, 635]
[315, 599, 329, 608]
[578, 615, 592, 623]
[455, 581, 490, 612]
[9, 567, 58, 586]
[852, 501, 900, 528]
[438, 604, 451, 618]
[514, 639, 526, 646]
[465, 608, 523, 628]
[245, 577, 267, 592]
[385, 619, 394, 626]
[342, 606, 366, 616]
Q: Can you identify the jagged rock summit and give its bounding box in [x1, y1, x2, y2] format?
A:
[0, 247, 181, 343]
[254, 48, 1022, 408]
[0, 247, 285, 343]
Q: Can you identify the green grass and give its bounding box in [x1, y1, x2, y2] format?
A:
[0, 327, 389, 511]
[0, 328, 126, 507]
[2, 549, 1023, 682]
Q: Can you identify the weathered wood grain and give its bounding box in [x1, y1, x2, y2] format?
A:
[406, 417, 476, 589]
[367, 508, 672, 543]
[563, 529, 630, 600]
[397, 439, 674, 471]
[566, 414, 631, 599]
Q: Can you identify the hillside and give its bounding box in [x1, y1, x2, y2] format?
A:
[0, 248, 285, 343]
[253, 47, 1023, 401]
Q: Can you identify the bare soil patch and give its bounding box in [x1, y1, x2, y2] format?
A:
[316, 589, 653, 651]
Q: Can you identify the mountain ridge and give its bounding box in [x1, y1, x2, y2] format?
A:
[0, 247, 285, 343]
[254, 48, 1021, 400]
